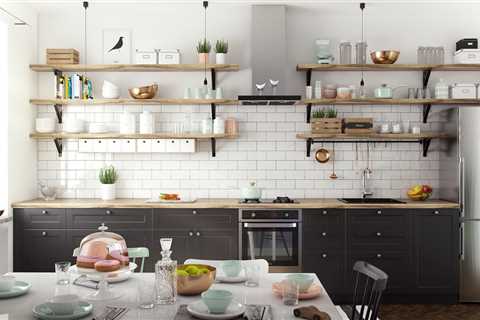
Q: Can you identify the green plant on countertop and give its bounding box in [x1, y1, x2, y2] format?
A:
[312, 109, 326, 119]
[99, 165, 118, 184]
[326, 107, 337, 118]
[215, 40, 229, 53]
[197, 39, 212, 53]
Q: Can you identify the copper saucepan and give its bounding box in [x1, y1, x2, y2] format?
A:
[315, 148, 330, 163]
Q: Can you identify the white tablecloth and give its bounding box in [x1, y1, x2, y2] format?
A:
[0, 273, 341, 320]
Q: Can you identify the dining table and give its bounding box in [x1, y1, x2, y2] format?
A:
[0, 273, 342, 320]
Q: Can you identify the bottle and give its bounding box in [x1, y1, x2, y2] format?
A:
[434, 78, 449, 99]
[155, 238, 177, 305]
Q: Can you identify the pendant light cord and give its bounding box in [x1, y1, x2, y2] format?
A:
[203, 1, 208, 86]
[360, 2, 365, 88]
[83, 1, 88, 75]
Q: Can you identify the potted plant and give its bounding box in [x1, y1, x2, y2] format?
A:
[99, 165, 118, 200]
[197, 39, 211, 64]
[311, 107, 342, 134]
[215, 40, 228, 64]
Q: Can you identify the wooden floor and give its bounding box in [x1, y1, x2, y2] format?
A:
[380, 304, 480, 320]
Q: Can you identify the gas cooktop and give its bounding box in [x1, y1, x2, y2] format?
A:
[239, 197, 299, 204]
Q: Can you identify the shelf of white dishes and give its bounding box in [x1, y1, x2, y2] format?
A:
[302, 98, 480, 105]
[30, 98, 239, 105]
[296, 64, 480, 71]
[30, 63, 240, 72]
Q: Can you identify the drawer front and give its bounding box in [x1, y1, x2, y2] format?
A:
[303, 251, 346, 295]
[15, 208, 66, 229]
[67, 209, 152, 229]
[153, 209, 237, 230]
[303, 209, 345, 250]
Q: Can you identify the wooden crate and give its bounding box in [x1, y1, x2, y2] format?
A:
[343, 117, 374, 134]
[46, 49, 79, 65]
[311, 118, 342, 134]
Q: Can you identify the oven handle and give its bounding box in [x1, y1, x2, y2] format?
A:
[243, 222, 297, 228]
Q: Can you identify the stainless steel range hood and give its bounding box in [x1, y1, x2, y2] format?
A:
[238, 5, 301, 105]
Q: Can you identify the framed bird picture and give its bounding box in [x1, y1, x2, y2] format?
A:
[103, 29, 131, 64]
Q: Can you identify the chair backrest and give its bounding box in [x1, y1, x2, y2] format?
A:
[350, 261, 388, 320]
[72, 247, 150, 273]
[183, 259, 269, 276]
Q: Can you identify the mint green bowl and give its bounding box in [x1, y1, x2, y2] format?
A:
[220, 260, 242, 277]
[201, 289, 233, 314]
[286, 274, 314, 293]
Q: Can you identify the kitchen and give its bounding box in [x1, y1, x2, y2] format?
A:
[1, 1, 480, 319]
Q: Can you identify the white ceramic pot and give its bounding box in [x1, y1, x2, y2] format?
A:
[240, 182, 262, 200]
[63, 119, 85, 133]
[0, 275, 15, 292]
[215, 53, 226, 64]
[35, 118, 56, 133]
[102, 80, 121, 99]
[139, 110, 155, 134]
[100, 184, 116, 201]
[120, 112, 136, 134]
[213, 117, 225, 134]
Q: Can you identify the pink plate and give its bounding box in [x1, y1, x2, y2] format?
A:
[272, 282, 322, 300]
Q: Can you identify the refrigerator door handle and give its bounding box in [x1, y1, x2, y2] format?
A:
[460, 156, 465, 217]
[460, 222, 465, 261]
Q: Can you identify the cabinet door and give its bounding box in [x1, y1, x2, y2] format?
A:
[413, 209, 459, 294]
[153, 209, 237, 230]
[15, 229, 67, 272]
[14, 208, 66, 229]
[67, 208, 152, 229]
[195, 229, 239, 261]
[303, 251, 345, 296]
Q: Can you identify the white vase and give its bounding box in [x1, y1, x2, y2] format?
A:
[139, 110, 155, 134]
[100, 184, 116, 200]
[215, 53, 226, 64]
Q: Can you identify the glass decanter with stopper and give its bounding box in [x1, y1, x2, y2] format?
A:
[155, 238, 177, 305]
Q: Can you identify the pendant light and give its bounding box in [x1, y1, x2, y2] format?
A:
[202, 1, 208, 90]
[83, 1, 88, 67]
[359, 2, 366, 98]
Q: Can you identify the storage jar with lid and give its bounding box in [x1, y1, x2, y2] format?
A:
[451, 83, 477, 99]
[374, 84, 393, 99]
[139, 110, 155, 134]
[339, 41, 352, 64]
[355, 41, 368, 64]
[434, 78, 449, 99]
[337, 87, 352, 99]
[324, 84, 337, 99]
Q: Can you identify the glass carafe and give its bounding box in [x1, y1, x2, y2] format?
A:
[155, 238, 177, 305]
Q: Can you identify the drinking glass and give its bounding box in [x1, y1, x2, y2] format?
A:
[416, 88, 425, 99]
[137, 279, 155, 309]
[408, 88, 417, 99]
[281, 280, 299, 306]
[55, 261, 71, 285]
[244, 264, 260, 287]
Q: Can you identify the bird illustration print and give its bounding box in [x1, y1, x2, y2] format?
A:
[108, 36, 124, 53]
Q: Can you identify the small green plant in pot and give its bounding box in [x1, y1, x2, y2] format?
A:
[215, 39, 228, 64]
[99, 165, 118, 200]
[197, 39, 212, 64]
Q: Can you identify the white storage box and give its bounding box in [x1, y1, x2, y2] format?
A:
[157, 49, 180, 64]
[454, 49, 480, 64]
[121, 139, 136, 153]
[78, 139, 93, 153]
[165, 139, 180, 153]
[106, 139, 122, 153]
[451, 83, 477, 99]
[93, 139, 107, 153]
[151, 139, 166, 153]
[180, 139, 196, 153]
[135, 49, 157, 64]
[137, 139, 152, 153]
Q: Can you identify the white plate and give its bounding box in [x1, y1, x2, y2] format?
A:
[32, 301, 93, 320]
[187, 300, 246, 320]
[70, 262, 137, 283]
[145, 198, 197, 203]
[216, 275, 247, 283]
[0, 281, 31, 299]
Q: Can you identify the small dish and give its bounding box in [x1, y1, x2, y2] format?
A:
[272, 282, 322, 300]
[215, 275, 247, 284]
[187, 300, 246, 320]
[0, 280, 31, 299]
[32, 301, 93, 320]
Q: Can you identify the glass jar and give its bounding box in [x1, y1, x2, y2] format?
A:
[337, 87, 352, 100]
[339, 41, 352, 64]
[374, 84, 393, 99]
[417, 46, 425, 64]
[324, 84, 337, 99]
[155, 238, 177, 305]
[355, 42, 368, 64]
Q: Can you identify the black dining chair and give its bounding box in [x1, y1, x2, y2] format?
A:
[338, 261, 388, 320]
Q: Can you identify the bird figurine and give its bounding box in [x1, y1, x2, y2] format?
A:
[108, 36, 124, 53]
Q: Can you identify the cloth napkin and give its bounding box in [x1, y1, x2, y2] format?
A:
[175, 304, 272, 320]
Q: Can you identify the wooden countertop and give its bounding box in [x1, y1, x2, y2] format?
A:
[11, 198, 460, 209]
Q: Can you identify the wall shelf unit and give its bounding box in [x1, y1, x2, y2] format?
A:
[296, 132, 452, 158]
[297, 63, 480, 123]
[30, 132, 237, 157]
[30, 98, 239, 106]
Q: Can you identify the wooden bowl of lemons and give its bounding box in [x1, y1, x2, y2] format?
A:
[176, 264, 216, 295]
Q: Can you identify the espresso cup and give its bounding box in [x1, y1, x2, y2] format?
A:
[46, 294, 79, 315]
[0, 275, 15, 292]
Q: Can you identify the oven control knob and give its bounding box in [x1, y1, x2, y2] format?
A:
[192, 210, 197, 215]
[106, 210, 112, 215]
[321, 254, 327, 258]
[188, 231, 194, 237]
[42, 210, 48, 215]
[377, 210, 382, 215]
[196, 232, 201, 237]
[41, 231, 47, 237]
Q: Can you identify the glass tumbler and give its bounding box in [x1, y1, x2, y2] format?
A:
[281, 280, 299, 306]
[355, 42, 368, 64]
[55, 261, 71, 285]
[137, 278, 155, 309]
[244, 264, 260, 287]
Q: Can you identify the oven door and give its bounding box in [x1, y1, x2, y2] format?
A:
[241, 222, 300, 272]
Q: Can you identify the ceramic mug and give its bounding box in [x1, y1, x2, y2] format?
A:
[380, 123, 391, 133]
[0, 275, 15, 292]
[201, 289, 233, 314]
[46, 294, 79, 315]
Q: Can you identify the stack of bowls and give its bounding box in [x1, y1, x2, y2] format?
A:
[35, 118, 56, 133]
[286, 274, 315, 293]
[102, 80, 121, 99]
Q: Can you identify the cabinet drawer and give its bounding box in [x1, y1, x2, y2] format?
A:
[303, 209, 345, 250]
[153, 209, 237, 230]
[303, 251, 345, 295]
[14, 208, 66, 229]
[67, 208, 152, 229]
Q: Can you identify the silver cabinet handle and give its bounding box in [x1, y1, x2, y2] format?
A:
[243, 222, 297, 228]
[377, 210, 382, 215]
[376, 232, 382, 237]
[460, 222, 465, 261]
[188, 231, 194, 237]
[251, 212, 256, 218]
[460, 156, 465, 217]
[321, 232, 327, 237]
[284, 213, 289, 217]
[42, 210, 48, 215]
[196, 232, 201, 237]
[41, 231, 47, 237]
[105, 210, 112, 215]
[321, 254, 327, 258]
[376, 253, 382, 258]
[434, 210, 440, 215]
[192, 210, 197, 215]
[322, 210, 327, 215]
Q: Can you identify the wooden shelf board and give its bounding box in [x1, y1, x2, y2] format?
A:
[30, 64, 240, 72]
[296, 132, 451, 140]
[297, 64, 480, 72]
[30, 98, 239, 105]
[302, 98, 480, 105]
[30, 132, 237, 140]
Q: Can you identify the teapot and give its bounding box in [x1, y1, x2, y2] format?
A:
[240, 182, 262, 201]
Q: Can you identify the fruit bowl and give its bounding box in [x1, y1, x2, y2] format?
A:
[408, 193, 430, 201]
[176, 264, 216, 296]
[407, 184, 432, 201]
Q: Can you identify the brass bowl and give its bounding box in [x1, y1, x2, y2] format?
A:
[370, 50, 400, 64]
[128, 84, 158, 99]
[177, 264, 216, 296]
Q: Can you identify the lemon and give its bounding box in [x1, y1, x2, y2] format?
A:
[176, 269, 189, 277]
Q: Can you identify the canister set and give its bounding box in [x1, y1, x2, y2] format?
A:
[184, 87, 224, 100]
[305, 81, 357, 100]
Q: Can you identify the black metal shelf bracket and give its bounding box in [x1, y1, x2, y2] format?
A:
[422, 69, 432, 88]
[306, 69, 312, 86]
[306, 138, 313, 157]
[423, 104, 431, 123]
[211, 138, 216, 157]
[210, 68, 217, 120]
[306, 104, 312, 123]
[54, 138, 63, 157]
[54, 104, 63, 123]
[421, 138, 431, 157]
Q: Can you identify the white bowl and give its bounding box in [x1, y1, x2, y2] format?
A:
[35, 118, 56, 133]
[46, 294, 79, 315]
[102, 87, 121, 99]
[63, 119, 85, 133]
[102, 80, 119, 90]
[0, 275, 15, 292]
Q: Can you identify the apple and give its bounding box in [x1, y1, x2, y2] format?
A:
[422, 185, 433, 194]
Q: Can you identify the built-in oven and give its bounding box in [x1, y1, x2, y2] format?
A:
[239, 209, 302, 272]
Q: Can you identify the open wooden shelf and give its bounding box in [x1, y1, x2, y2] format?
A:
[297, 64, 480, 71]
[302, 98, 480, 106]
[30, 98, 239, 106]
[30, 64, 240, 72]
[30, 132, 237, 140]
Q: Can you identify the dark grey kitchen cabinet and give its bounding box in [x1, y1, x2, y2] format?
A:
[66, 208, 152, 229]
[15, 208, 66, 229]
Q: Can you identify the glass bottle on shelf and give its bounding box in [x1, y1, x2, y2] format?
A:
[155, 238, 177, 305]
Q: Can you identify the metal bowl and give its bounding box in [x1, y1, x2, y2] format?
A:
[128, 84, 158, 99]
[370, 50, 400, 64]
[177, 264, 216, 296]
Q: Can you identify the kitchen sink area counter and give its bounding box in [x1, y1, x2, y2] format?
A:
[11, 198, 460, 209]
